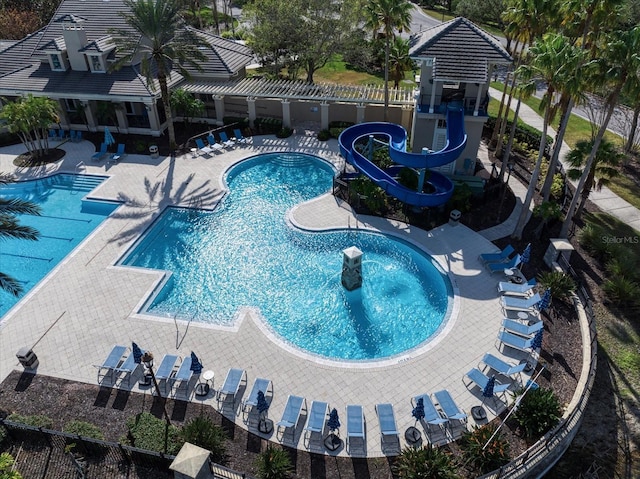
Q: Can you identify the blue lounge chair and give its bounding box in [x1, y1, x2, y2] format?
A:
[69, 130, 77, 142]
[49, 129, 57, 140]
[304, 400, 328, 439]
[375, 403, 399, 437]
[497, 330, 536, 352]
[242, 377, 273, 414]
[233, 128, 250, 144]
[498, 278, 536, 296]
[432, 390, 467, 439]
[96, 345, 126, 384]
[57, 129, 66, 140]
[218, 131, 235, 148]
[195, 138, 214, 156]
[502, 318, 544, 337]
[115, 350, 142, 388]
[217, 368, 247, 406]
[346, 404, 365, 451]
[276, 395, 306, 440]
[73, 130, 83, 142]
[486, 254, 521, 274]
[154, 354, 179, 396]
[91, 143, 108, 161]
[109, 143, 126, 163]
[464, 368, 511, 394]
[479, 244, 514, 264]
[500, 292, 542, 312]
[206, 134, 224, 152]
[413, 394, 448, 426]
[481, 353, 527, 378]
[172, 356, 193, 398]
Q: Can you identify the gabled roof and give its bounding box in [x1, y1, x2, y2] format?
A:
[38, 37, 67, 52]
[79, 36, 114, 54]
[409, 17, 512, 83]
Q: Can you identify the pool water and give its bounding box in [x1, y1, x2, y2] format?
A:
[122, 153, 452, 360]
[0, 174, 119, 318]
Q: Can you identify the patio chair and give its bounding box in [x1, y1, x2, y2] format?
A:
[69, 130, 77, 142]
[195, 137, 214, 156]
[501, 318, 544, 337]
[95, 344, 127, 384]
[91, 143, 108, 161]
[500, 292, 542, 312]
[48, 129, 57, 140]
[412, 393, 448, 426]
[216, 368, 247, 406]
[497, 330, 536, 352]
[241, 377, 273, 414]
[486, 254, 521, 274]
[464, 368, 511, 394]
[432, 390, 467, 439]
[375, 403, 399, 438]
[481, 352, 527, 378]
[73, 130, 83, 142]
[276, 394, 306, 440]
[218, 131, 235, 148]
[206, 134, 224, 152]
[479, 244, 514, 264]
[114, 350, 142, 389]
[172, 356, 193, 398]
[233, 128, 250, 144]
[109, 144, 126, 164]
[154, 354, 179, 396]
[346, 404, 365, 451]
[497, 278, 536, 296]
[57, 129, 66, 140]
[304, 400, 328, 440]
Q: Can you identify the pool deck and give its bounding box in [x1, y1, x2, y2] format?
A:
[0, 132, 534, 457]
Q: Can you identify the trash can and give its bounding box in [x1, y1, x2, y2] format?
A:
[16, 347, 38, 369]
[149, 145, 159, 159]
[448, 209, 461, 226]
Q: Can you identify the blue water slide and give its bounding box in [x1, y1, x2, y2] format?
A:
[338, 108, 468, 207]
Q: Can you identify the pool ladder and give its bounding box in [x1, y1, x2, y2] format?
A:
[75, 161, 85, 174]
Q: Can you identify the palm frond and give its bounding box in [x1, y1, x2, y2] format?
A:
[0, 198, 41, 216]
[0, 271, 23, 297]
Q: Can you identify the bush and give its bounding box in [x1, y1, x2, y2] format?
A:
[0, 452, 22, 479]
[275, 127, 293, 138]
[513, 387, 562, 438]
[350, 177, 387, 212]
[394, 445, 458, 479]
[255, 118, 283, 135]
[460, 424, 510, 473]
[64, 420, 105, 440]
[180, 416, 227, 464]
[537, 271, 576, 301]
[317, 129, 330, 141]
[255, 446, 293, 479]
[579, 224, 617, 262]
[397, 167, 419, 190]
[7, 414, 53, 429]
[125, 412, 183, 455]
[602, 276, 640, 306]
[448, 183, 473, 213]
[223, 116, 250, 128]
[486, 116, 553, 154]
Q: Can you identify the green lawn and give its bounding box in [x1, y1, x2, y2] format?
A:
[313, 55, 417, 89]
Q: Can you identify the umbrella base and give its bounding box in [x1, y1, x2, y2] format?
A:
[258, 418, 273, 434]
[195, 383, 210, 397]
[404, 426, 421, 445]
[324, 433, 342, 451]
[471, 406, 487, 421]
[138, 374, 152, 387]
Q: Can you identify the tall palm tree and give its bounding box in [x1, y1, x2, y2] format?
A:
[511, 33, 589, 240]
[388, 37, 413, 89]
[0, 174, 40, 296]
[365, 0, 412, 121]
[110, 0, 209, 150]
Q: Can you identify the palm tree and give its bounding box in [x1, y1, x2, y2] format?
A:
[365, 0, 412, 121]
[388, 37, 413, 89]
[0, 174, 41, 296]
[110, 0, 209, 150]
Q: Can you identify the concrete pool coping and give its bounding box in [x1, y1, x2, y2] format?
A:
[0, 133, 533, 457]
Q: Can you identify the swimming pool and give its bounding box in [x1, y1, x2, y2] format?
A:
[0, 174, 119, 319]
[121, 153, 453, 360]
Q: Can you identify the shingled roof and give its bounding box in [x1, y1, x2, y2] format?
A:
[0, 0, 253, 98]
[409, 17, 512, 83]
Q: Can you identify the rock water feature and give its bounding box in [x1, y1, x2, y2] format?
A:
[341, 246, 362, 291]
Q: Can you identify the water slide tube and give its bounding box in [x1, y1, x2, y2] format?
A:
[338, 107, 468, 207]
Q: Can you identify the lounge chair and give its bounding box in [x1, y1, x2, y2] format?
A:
[486, 254, 521, 274]
[432, 390, 467, 439]
[57, 129, 66, 140]
[91, 143, 108, 161]
[479, 244, 514, 264]
[497, 330, 536, 352]
[109, 144, 126, 164]
[241, 377, 273, 414]
[218, 131, 235, 148]
[217, 368, 247, 406]
[154, 354, 179, 396]
[73, 130, 83, 142]
[413, 394, 448, 426]
[233, 128, 250, 144]
[375, 403, 399, 438]
[49, 129, 57, 140]
[172, 356, 193, 398]
[114, 350, 142, 388]
[464, 368, 511, 394]
[346, 404, 365, 451]
[500, 292, 542, 312]
[304, 400, 328, 439]
[206, 134, 224, 152]
[195, 137, 214, 156]
[498, 278, 536, 296]
[502, 318, 544, 337]
[96, 344, 127, 384]
[481, 353, 527, 378]
[276, 394, 306, 440]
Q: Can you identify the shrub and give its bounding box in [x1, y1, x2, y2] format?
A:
[579, 224, 618, 262]
[605, 256, 639, 281]
[394, 445, 458, 479]
[513, 387, 562, 438]
[550, 173, 565, 200]
[255, 446, 293, 479]
[397, 167, 419, 190]
[0, 425, 7, 445]
[317, 129, 331, 141]
[223, 116, 250, 127]
[459, 424, 510, 473]
[7, 414, 53, 429]
[448, 183, 473, 213]
[125, 412, 183, 455]
[275, 127, 293, 138]
[64, 420, 105, 440]
[602, 277, 640, 306]
[0, 452, 22, 479]
[537, 271, 576, 301]
[180, 416, 227, 464]
[134, 140, 147, 153]
[350, 177, 386, 212]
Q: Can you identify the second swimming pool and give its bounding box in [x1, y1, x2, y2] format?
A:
[121, 153, 453, 360]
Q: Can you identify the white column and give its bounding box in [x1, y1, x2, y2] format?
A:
[429, 81, 437, 114]
[144, 103, 158, 133]
[247, 97, 256, 127]
[115, 104, 129, 133]
[320, 101, 329, 130]
[356, 103, 366, 124]
[83, 102, 97, 132]
[214, 95, 225, 125]
[474, 86, 482, 117]
[281, 99, 291, 128]
[401, 105, 413, 131]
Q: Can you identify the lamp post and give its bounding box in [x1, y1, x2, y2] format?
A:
[141, 352, 171, 425]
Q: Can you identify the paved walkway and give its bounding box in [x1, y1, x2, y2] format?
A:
[0, 132, 536, 458]
[489, 87, 640, 232]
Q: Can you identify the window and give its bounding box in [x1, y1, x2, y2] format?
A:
[64, 98, 78, 112]
[50, 54, 63, 71]
[90, 55, 103, 72]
